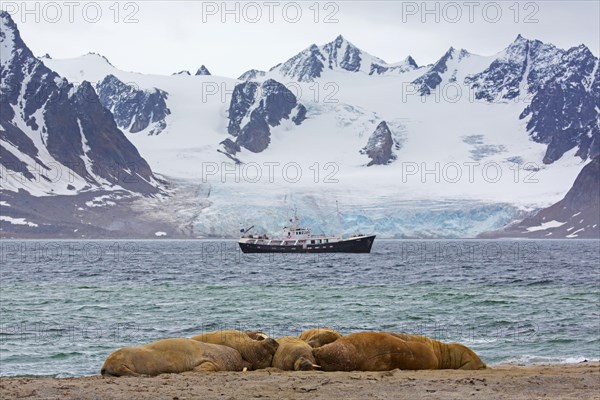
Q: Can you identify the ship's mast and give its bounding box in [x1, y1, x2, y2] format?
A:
[291, 206, 298, 229]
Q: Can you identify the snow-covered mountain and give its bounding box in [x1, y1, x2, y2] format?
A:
[360, 121, 398, 166]
[97, 74, 171, 135]
[3, 14, 598, 238]
[0, 12, 161, 196]
[464, 35, 599, 164]
[266, 35, 420, 82]
[223, 79, 307, 154]
[238, 69, 266, 81]
[411, 47, 471, 95]
[482, 155, 599, 238]
[0, 12, 168, 237]
[195, 65, 211, 76]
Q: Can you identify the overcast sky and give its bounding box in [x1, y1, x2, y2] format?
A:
[5, 1, 600, 78]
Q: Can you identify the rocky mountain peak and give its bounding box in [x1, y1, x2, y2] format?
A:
[482, 156, 599, 238]
[84, 52, 114, 66]
[1, 11, 162, 199]
[195, 65, 211, 76]
[1, 10, 30, 72]
[405, 56, 418, 68]
[277, 43, 326, 82]
[224, 79, 307, 154]
[96, 74, 171, 135]
[410, 46, 458, 95]
[513, 33, 526, 42]
[0, 10, 17, 34]
[238, 69, 266, 81]
[360, 121, 397, 166]
[432, 47, 455, 72]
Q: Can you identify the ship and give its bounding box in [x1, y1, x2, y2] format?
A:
[238, 213, 375, 253]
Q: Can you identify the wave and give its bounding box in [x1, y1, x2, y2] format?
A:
[525, 279, 555, 286]
[50, 351, 83, 360]
[474, 299, 512, 305]
[496, 355, 599, 365]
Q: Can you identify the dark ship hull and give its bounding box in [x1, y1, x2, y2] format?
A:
[239, 235, 376, 254]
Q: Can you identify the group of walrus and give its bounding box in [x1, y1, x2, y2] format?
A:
[101, 328, 486, 377]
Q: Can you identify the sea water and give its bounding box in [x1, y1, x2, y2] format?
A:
[0, 239, 598, 377]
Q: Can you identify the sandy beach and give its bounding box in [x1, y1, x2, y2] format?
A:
[1, 363, 598, 400]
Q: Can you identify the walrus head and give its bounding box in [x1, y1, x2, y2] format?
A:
[447, 344, 487, 370]
[245, 331, 270, 341]
[101, 348, 142, 377]
[294, 357, 321, 371]
[312, 341, 356, 371]
[300, 328, 343, 348]
[263, 337, 279, 353]
[251, 338, 280, 370]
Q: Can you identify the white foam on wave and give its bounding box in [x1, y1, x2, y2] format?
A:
[495, 355, 598, 366]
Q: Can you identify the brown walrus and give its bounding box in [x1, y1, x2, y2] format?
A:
[245, 331, 270, 341]
[101, 338, 251, 377]
[271, 336, 320, 371]
[298, 328, 343, 348]
[386, 333, 487, 370]
[191, 330, 279, 370]
[313, 332, 438, 371]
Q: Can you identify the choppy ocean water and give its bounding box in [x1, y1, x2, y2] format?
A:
[0, 239, 598, 377]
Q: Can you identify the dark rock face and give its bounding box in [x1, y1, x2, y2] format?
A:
[195, 65, 211, 76]
[236, 113, 271, 153]
[278, 44, 326, 82]
[96, 75, 170, 135]
[227, 81, 261, 137]
[238, 69, 266, 81]
[360, 121, 396, 166]
[465, 35, 564, 102]
[172, 70, 191, 76]
[562, 156, 600, 212]
[68, 82, 159, 193]
[219, 138, 241, 154]
[462, 35, 598, 165]
[274, 34, 419, 81]
[405, 56, 418, 69]
[520, 46, 599, 164]
[224, 79, 307, 154]
[370, 56, 418, 76]
[0, 11, 161, 196]
[481, 156, 599, 238]
[323, 35, 362, 72]
[411, 47, 456, 95]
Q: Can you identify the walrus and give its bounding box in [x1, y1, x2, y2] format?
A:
[271, 336, 320, 371]
[313, 332, 438, 371]
[101, 338, 251, 377]
[191, 330, 279, 370]
[298, 328, 343, 348]
[245, 331, 270, 341]
[386, 333, 487, 370]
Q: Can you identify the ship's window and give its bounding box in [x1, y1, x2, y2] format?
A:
[325, 239, 328, 243]
[311, 240, 315, 244]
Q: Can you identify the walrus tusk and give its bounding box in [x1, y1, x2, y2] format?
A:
[243, 367, 248, 372]
[312, 364, 322, 369]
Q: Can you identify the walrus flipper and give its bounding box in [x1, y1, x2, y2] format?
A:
[193, 361, 220, 372]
